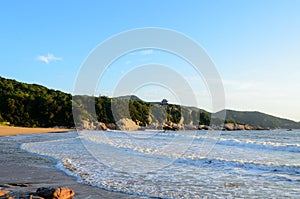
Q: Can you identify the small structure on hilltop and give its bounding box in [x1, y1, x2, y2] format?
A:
[161, 99, 168, 106]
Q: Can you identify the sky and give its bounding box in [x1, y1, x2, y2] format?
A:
[0, 0, 300, 121]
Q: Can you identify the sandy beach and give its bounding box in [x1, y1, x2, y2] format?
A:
[0, 126, 72, 136]
[0, 128, 143, 198]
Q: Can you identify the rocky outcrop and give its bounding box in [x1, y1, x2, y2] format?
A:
[78, 120, 269, 131]
[36, 187, 75, 199]
[184, 124, 197, 130]
[162, 122, 183, 131]
[116, 118, 139, 131]
[81, 120, 96, 130]
[163, 124, 179, 131]
[198, 125, 213, 130]
[224, 123, 245, 130]
[98, 122, 108, 130]
[106, 123, 116, 130]
[244, 125, 254, 130]
[254, 126, 269, 130]
[223, 123, 268, 131]
[80, 120, 110, 131]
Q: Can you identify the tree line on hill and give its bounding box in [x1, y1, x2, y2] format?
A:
[1, 76, 300, 129]
[0, 76, 210, 128]
[0, 77, 74, 127]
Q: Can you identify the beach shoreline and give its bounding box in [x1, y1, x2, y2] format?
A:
[0, 129, 142, 198]
[0, 125, 73, 136]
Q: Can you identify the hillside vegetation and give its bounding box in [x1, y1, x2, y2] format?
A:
[0, 76, 208, 128]
[0, 76, 299, 129]
[217, 110, 300, 129]
[0, 77, 74, 127]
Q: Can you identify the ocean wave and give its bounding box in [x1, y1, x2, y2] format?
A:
[175, 157, 300, 176]
[19, 132, 300, 198]
[215, 138, 300, 153]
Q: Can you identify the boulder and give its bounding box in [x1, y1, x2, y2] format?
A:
[198, 125, 213, 130]
[82, 120, 89, 129]
[106, 123, 116, 130]
[98, 122, 108, 130]
[0, 189, 10, 197]
[224, 123, 246, 130]
[116, 118, 139, 131]
[162, 123, 179, 131]
[223, 123, 264, 131]
[81, 120, 96, 130]
[244, 125, 253, 130]
[36, 187, 74, 199]
[224, 123, 235, 130]
[236, 124, 245, 130]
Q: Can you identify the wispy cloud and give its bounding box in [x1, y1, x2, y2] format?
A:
[37, 53, 62, 64]
[141, 49, 153, 55]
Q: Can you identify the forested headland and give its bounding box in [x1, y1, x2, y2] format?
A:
[1, 76, 300, 130]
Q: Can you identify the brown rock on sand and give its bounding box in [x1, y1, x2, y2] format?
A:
[0, 189, 10, 197]
[36, 187, 74, 199]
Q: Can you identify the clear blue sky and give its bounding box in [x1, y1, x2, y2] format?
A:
[1, 0, 300, 121]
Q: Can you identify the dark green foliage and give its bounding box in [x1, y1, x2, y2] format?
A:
[199, 111, 211, 125]
[1, 76, 300, 129]
[0, 76, 152, 127]
[129, 100, 151, 126]
[109, 97, 151, 126]
[0, 76, 74, 127]
[166, 104, 182, 124]
[74, 96, 151, 126]
[95, 96, 115, 124]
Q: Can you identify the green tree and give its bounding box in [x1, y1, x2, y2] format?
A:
[167, 105, 182, 124]
[199, 112, 210, 125]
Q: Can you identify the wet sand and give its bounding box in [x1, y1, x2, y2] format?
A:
[0, 132, 144, 198]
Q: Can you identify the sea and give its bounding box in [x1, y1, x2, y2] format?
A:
[21, 129, 300, 198]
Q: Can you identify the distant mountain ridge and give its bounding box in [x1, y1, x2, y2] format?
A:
[216, 110, 300, 129]
[116, 95, 143, 101]
[114, 94, 300, 129]
[0, 76, 299, 129]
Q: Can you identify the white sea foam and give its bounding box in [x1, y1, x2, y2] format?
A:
[21, 130, 300, 198]
[215, 137, 300, 152]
